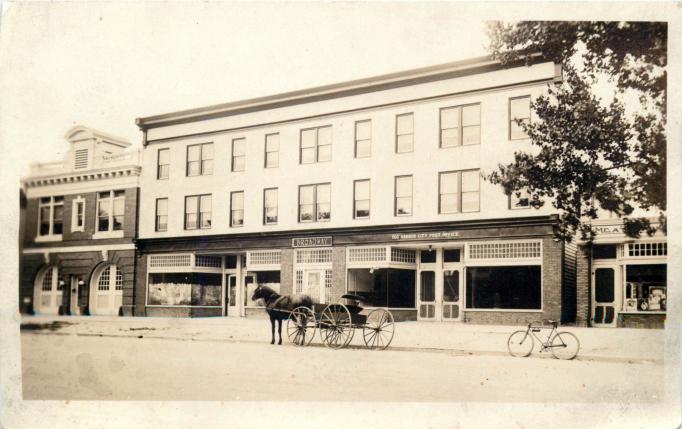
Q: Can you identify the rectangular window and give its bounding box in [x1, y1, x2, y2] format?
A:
[39, 196, 64, 236]
[347, 268, 416, 308]
[593, 244, 618, 259]
[147, 272, 222, 306]
[232, 138, 246, 172]
[394, 175, 413, 216]
[466, 266, 541, 310]
[263, 188, 278, 225]
[97, 190, 124, 232]
[230, 191, 244, 227]
[186, 143, 214, 176]
[509, 96, 531, 140]
[624, 264, 666, 312]
[440, 103, 481, 148]
[157, 148, 170, 180]
[300, 126, 332, 164]
[395, 113, 414, 153]
[155, 198, 168, 232]
[354, 120, 371, 158]
[71, 198, 85, 232]
[298, 183, 331, 222]
[439, 170, 480, 214]
[353, 179, 370, 219]
[185, 194, 211, 230]
[510, 189, 531, 209]
[264, 133, 279, 168]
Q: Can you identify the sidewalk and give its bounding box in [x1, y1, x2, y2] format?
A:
[21, 314, 665, 363]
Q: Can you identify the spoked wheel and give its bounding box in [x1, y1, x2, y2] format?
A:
[363, 309, 395, 350]
[550, 331, 580, 360]
[319, 304, 352, 349]
[507, 330, 534, 357]
[286, 306, 316, 346]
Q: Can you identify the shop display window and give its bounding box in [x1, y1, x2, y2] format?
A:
[624, 264, 666, 312]
[347, 268, 416, 308]
[148, 273, 222, 306]
[246, 271, 280, 307]
[465, 266, 541, 310]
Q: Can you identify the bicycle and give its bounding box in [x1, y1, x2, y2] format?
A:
[507, 320, 580, 360]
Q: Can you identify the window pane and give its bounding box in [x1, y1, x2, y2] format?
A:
[157, 199, 167, 214]
[396, 176, 412, 197]
[157, 215, 168, 231]
[462, 104, 480, 126]
[420, 250, 437, 264]
[510, 120, 529, 139]
[356, 121, 371, 140]
[202, 143, 214, 159]
[461, 192, 479, 212]
[200, 195, 212, 212]
[443, 271, 460, 302]
[317, 126, 332, 146]
[232, 139, 244, 156]
[317, 144, 331, 162]
[461, 170, 479, 192]
[113, 198, 124, 216]
[232, 156, 245, 172]
[440, 172, 458, 194]
[98, 200, 110, 218]
[201, 212, 212, 228]
[510, 97, 530, 120]
[355, 139, 371, 158]
[299, 204, 314, 222]
[299, 186, 314, 205]
[265, 151, 279, 168]
[54, 196, 64, 203]
[355, 200, 370, 218]
[316, 184, 330, 203]
[98, 191, 110, 199]
[397, 114, 413, 134]
[186, 213, 198, 229]
[202, 159, 214, 174]
[595, 268, 615, 303]
[159, 148, 169, 164]
[187, 145, 200, 161]
[396, 197, 412, 215]
[232, 192, 244, 210]
[466, 266, 541, 309]
[440, 194, 458, 214]
[264, 189, 277, 207]
[39, 207, 51, 235]
[301, 129, 316, 148]
[441, 107, 459, 129]
[187, 161, 200, 176]
[186, 196, 198, 213]
[443, 249, 461, 263]
[113, 190, 125, 198]
[301, 147, 315, 164]
[52, 206, 63, 234]
[158, 165, 169, 180]
[420, 271, 435, 301]
[396, 134, 413, 153]
[265, 207, 278, 224]
[231, 210, 244, 226]
[317, 203, 331, 220]
[462, 125, 480, 146]
[355, 180, 369, 200]
[266, 134, 279, 151]
[441, 128, 459, 147]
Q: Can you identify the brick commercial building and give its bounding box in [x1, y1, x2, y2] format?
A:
[20, 126, 140, 317]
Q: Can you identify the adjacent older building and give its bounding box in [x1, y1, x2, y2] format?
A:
[132, 55, 579, 324]
[20, 126, 140, 316]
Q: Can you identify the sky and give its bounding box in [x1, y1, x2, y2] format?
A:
[0, 2, 493, 178]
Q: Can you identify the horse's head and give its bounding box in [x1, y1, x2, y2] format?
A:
[251, 284, 271, 304]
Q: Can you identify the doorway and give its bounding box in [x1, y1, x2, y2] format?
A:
[592, 266, 619, 327]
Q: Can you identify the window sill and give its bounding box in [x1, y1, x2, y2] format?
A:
[71, 227, 85, 233]
[35, 235, 63, 243]
[92, 231, 124, 240]
[620, 311, 666, 315]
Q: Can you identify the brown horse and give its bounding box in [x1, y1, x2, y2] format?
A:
[251, 285, 313, 345]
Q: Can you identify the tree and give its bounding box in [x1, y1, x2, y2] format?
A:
[487, 21, 667, 240]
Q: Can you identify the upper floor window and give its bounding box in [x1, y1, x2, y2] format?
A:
[263, 188, 278, 225]
[264, 133, 279, 168]
[438, 170, 480, 214]
[509, 96, 531, 140]
[440, 103, 481, 147]
[299, 183, 331, 222]
[186, 143, 213, 176]
[157, 148, 170, 180]
[38, 196, 64, 236]
[230, 191, 244, 227]
[394, 175, 413, 216]
[395, 113, 414, 153]
[71, 197, 85, 232]
[354, 120, 371, 158]
[97, 190, 125, 232]
[232, 138, 246, 172]
[509, 189, 531, 210]
[300, 126, 332, 164]
[155, 198, 168, 232]
[353, 179, 370, 219]
[185, 194, 211, 230]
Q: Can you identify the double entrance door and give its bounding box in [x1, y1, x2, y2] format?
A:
[417, 268, 462, 321]
[225, 273, 255, 317]
[592, 265, 620, 327]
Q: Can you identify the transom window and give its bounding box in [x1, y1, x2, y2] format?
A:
[230, 191, 244, 227]
[97, 190, 125, 232]
[38, 196, 64, 236]
[439, 170, 480, 214]
[509, 96, 531, 140]
[97, 265, 123, 291]
[394, 175, 413, 216]
[395, 113, 414, 153]
[186, 143, 214, 176]
[354, 120, 371, 158]
[157, 148, 170, 180]
[232, 138, 246, 172]
[155, 198, 168, 232]
[299, 183, 331, 222]
[300, 126, 332, 164]
[263, 188, 278, 225]
[185, 194, 212, 230]
[264, 133, 279, 168]
[440, 103, 481, 147]
[353, 179, 370, 219]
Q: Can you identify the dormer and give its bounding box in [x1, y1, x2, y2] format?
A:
[65, 126, 131, 172]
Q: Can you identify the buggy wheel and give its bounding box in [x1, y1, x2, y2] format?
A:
[363, 309, 395, 350]
[319, 304, 352, 349]
[286, 306, 316, 346]
[507, 330, 534, 357]
[550, 332, 580, 360]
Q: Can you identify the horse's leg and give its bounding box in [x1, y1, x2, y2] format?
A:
[270, 315, 275, 345]
[277, 318, 283, 345]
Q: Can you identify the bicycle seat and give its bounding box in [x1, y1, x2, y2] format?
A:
[546, 319, 558, 327]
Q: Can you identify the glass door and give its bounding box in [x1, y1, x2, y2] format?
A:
[304, 270, 325, 304]
[442, 269, 461, 321]
[418, 271, 436, 320]
[226, 274, 239, 317]
[592, 267, 618, 327]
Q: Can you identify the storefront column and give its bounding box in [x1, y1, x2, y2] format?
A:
[332, 246, 346, 303]
[280, 248, 293, 296]
[576, 245, 590, 326]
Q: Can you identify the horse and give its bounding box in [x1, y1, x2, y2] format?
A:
[251, 285, 313, 345]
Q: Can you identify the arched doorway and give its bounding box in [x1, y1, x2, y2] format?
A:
[89, 264, 123, 316]
[33, 265, 62, 315]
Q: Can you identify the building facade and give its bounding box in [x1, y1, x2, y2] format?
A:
[20, 126, 140, 317]
[133, 55, 581, 324]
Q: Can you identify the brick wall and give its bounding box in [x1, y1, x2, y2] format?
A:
[576, 244, 590, 326]
[619, 313, 665, 329]
[280, 248, 293, 295]
[133, 252, 148, 316]
[332, 246, 346, 302]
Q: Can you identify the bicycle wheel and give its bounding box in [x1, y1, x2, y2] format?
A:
[507, 330, 534, 357]
[550, 332, 580, 360]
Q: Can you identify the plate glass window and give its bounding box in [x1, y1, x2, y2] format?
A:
[39, 196, 64, 236]
[185, 194, 211, 230]
[353, 179, 370, 219]
[186, 143, 213, 176]
[394, 175, 413, 216]
[509, 96, 531, 140]
[157, 148, 170, 180]
[300, 126, 332, 164]
[97, 190, 124, 232]
[396, 113, 414, 153]
[230, 191, 244, 227]
[232, 138, 246, 172]
[440, 104, 481, 148]
[155, 198, 168, 232]
[264, 134, 279, 168]
[263, 188, 278, 224]
[354, 120, 371, 158]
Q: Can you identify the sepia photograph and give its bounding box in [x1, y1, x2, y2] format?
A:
[0, 2, 680, 428]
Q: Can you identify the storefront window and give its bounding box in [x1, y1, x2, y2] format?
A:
[624, 264, 666, 312]
[347, 268, 415, 308]
[466, 266, 541, 310]
[147, 273, 222, 306]
[246, 271, 281, 307]
[593, 244, 617, 259]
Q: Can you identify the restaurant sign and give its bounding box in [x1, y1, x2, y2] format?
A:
[391, 231, 460, 241]
[292, 236, 333, 248]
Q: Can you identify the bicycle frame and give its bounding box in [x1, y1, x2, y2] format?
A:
[519, 323, 567, 352]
